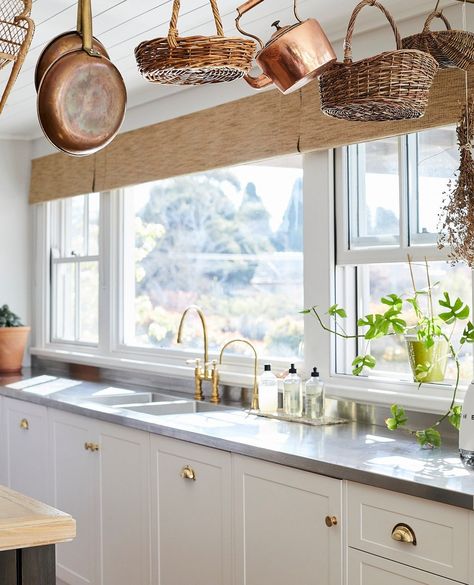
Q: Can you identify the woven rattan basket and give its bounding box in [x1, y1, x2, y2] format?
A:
[319, 0, 438, 122]
[403, 10, 474, 70]
[135, 0, 256, 85]
[0, 0, 34, 114]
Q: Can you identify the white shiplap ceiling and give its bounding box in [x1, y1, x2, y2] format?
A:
[0, 0, 467, 139]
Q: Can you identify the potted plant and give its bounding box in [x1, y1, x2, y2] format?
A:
[303, 260, 474, 448]
[0, 305, 30, 373]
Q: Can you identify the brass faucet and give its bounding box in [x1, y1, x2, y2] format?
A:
[177, 305, 220, 403]
[218, 339, 259, 411]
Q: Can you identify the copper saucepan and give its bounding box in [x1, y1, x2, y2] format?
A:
[37, 0, 126, 157]
[35, 0, 109, 92]
[235, 0, 336, 94]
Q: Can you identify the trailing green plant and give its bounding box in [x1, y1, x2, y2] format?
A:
[302, 260, 473, 448]
[0, 305, 23, 328]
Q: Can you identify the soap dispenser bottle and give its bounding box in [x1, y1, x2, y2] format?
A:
[283, 364, 302, 417]
[258, 364, 279, 414]
[304, 367, 324, 420]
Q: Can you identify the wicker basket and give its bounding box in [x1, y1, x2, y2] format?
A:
[319, 0, 438, 122]
[403, 11, 474, 70]
[135, 0, 256, 85]
[0, 0, 34, 114]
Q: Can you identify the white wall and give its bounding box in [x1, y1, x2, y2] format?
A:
[0, 139, 32, 343]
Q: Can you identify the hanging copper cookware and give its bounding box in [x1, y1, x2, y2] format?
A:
[37, 0, 126, 157]
[235, 0, 336, 94]
[35, 0, 109, 92]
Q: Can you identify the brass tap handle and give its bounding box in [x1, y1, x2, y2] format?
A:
[19, 418, 29, 430]
[207, 360, 220, 404]
[181, 465, 196, 481]
[391, 523, 417, 545]
[325, 516, 338, 527]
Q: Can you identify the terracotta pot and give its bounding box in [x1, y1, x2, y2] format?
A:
[0, 327, 30, 373]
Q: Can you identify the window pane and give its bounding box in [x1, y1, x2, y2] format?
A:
[69, 196, 86, 256]
[349, 137, 400, 248]
[124, 157, 304, 358]
[411, 126, 457, 238]
[354, 262, 472, 383]
[79, 262, 99, 343]
[53, 263, 75, 341]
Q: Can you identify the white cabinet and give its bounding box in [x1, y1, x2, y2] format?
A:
[348, 549, 456, 585]
[233, 455, 343, 585]
[0, 397, 50, 504]
[150, 435, 232, 585]
[49, 408, 151, 585]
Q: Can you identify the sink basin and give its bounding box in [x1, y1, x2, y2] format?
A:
[122, 400, 232, 416]
[87, 391, 178, 406]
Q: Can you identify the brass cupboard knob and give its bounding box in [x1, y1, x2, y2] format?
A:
[391, 523, 417, 545]
[19, 418, 29, 430]
[84, 442, 100, 452]
[181, 465, 196, 481]
[325, 516, 338, 527]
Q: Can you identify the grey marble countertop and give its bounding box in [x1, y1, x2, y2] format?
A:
[1, 370, 473, 510]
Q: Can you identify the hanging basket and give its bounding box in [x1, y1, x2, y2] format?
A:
[402, 11, 474, 70]
[134, 0, 256, 85]
[319, 0, 438, 122]
[0, 0, 35, 115]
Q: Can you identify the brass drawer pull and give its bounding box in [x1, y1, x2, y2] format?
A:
[325, 515, 338, 527]
[391, 523, 417, 545]
[84, 442, 100, 452]
[181, 465, 196, 481]
[19, 418, 29, 430]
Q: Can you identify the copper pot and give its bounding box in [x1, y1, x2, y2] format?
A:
[235, 0, 336, 94]
[37, 0, 126, 157]
[35, 0, 109, 92]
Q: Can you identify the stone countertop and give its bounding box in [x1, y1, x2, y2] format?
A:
[0, 485, 75, 552]
[1, 371, 474, 510]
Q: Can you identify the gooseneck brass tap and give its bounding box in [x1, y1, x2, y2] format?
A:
[177, 305, 220, 403]
[219, 339, 259, 411]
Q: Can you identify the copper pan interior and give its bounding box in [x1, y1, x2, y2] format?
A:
[37, 50, 126, 156]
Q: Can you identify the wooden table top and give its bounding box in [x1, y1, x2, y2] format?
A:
[0, 485, 75, 552]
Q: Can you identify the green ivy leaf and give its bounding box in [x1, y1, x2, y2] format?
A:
[438, 292, 470, 324]
[415, 428, 441, 448]
[381, 294, 403, 311]
[328, 304, 347, 319]
[449, 406, 462, 430]
[352, 354, 377, 376]
[385, 404, 408, 430]
[461, 322, 474, 345]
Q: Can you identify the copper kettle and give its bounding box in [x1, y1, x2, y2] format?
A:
[235, 0, 336, 94]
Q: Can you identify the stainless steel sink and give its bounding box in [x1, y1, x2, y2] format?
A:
[122, 400, 231, 416]
[87, 391, 178, 406]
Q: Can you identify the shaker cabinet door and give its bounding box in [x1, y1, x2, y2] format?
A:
[49, 409, 100, 585]
[1, 397, 50, 504]
[233, 454, 343, 585]
[150, 436, 232, 585]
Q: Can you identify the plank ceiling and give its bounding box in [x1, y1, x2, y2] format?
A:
[0, 0, 468, 139]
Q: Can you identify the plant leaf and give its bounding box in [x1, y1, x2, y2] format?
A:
[461, 322, 474, 345]
[328, 304, 347, 319]
[449, 406, 462, 430]
[415, 428, 441, 448]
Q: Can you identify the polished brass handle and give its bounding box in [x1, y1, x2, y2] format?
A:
[19, 418, 29, 430]
[391, 523, 417, 545]
[84, 442, 100, 452]
[181, 465, 196, 481]
[325, 515, 338, 527]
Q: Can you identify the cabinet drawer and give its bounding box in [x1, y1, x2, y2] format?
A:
[348, 548, 460, 585]
[347, 482, 469, 583]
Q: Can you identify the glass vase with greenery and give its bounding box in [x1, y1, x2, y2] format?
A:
[303, 260, 474, 448]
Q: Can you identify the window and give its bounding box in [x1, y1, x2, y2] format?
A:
[120, 157, 304, 360]
[337, 126, 473, 384]
[50, 193, 100, 345]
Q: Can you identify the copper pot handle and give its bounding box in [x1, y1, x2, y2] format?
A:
[343, 0, 401, 64]
[423, 10, 451, 33]
[80, 0, 101, 56]
[235, 0, 265, 49]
